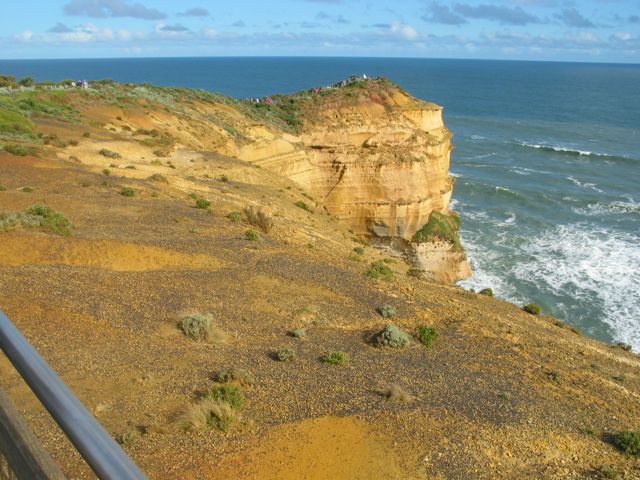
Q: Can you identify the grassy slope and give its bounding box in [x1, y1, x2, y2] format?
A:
[0, 82, 638, 480]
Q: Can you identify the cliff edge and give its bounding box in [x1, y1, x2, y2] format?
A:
[237, 78, 471, 283]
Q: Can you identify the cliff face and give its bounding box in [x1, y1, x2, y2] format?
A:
[236, 79, 470, 283]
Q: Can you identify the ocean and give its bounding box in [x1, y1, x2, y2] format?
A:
[1, 57, 638, 351]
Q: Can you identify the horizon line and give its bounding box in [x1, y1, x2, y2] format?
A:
[0, 55, 639, 67]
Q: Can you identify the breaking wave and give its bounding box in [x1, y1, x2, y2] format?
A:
[517, 142, 637, 163]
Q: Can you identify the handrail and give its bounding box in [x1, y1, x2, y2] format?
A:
[0, 310, 147, 480]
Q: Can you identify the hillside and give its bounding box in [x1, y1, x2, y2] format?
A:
[0, 78, 639, 479]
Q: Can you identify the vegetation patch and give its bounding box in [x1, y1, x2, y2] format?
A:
[275, 347, 296, 362]
[207, 384, 245, 410]
[294, 200, 313, 213]
[365, 261, 394, 281]
[290, 328, 307, 339]
[177, 398, 238, 433]
[2, 144, 40, 156]
[0, 204, 72, 236]
[99, 148, 121, 159]
[382, 384, 413, 402]
[244, 206, 273, 233]
[523, 303, 541, 315]
[479, 288, 493, 297]
[120, 187, 135, 197]
[416, 325, 438, 347]
[245, 229, 259, 241]
[377, 305, 397, 319]
[178, 313, 228, 345]
[226, 211, 242, 222]
[323, 351, 349, 365]
[412, 211, 463, 251]
[374, 324, 411, 348]
[195, 198, 211, 209]
[613, 431, 640, 457]
[218, 368, 254, 387]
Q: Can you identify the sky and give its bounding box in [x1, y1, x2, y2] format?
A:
[0, 0, 638, 62]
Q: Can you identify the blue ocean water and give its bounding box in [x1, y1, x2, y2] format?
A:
[1, 57, 639, 350]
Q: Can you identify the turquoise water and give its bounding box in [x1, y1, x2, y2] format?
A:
[1, 57, 639, 350]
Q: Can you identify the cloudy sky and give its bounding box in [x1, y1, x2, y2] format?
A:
[1, 0, 638, 62]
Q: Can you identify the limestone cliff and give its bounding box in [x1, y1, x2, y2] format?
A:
[235, 79, 471, 283]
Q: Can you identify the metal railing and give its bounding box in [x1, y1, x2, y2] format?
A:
[0, 309, 147, 480]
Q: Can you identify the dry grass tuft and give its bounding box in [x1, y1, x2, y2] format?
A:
[176, 398, 238, 432]
[244, 206, 273, 234]
[381, 384, 413, 402]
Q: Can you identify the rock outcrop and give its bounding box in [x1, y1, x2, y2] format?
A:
[236, 79, 471, 283]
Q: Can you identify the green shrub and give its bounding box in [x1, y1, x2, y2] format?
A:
[27, 204, 72, 236]
[417, 325, 438, 347]
[3, 144, 39, 156]
[245, 229, 259, 241]
[323, 351, 349, 365]
[374, 324, 410, 348]
[613, 431, 640, 457]
[377, 305, 397, 319]
[365, 261, 393, 280]
[218, 175, 229, 182]
[178, 314, 228, 345]
[195, 198, 211, 209]
[218, 368, 254, 386]
[412, 211, 463, 251]
[82, 131, 91, 138]
[479, 288, 493, 297]
[102, 168, 110, 176]
[275, 347, 296, 362]
[523, 303, 541, 315]
[244, 206, 273, 233]
[207, 384, 245, 410]
[124, 165, 136, 170]
[148, 173, 167, 183]
[294, 200, 313, 212]
[99, 148, 121, 159]
[226, 211, 242, 222]
[0, 185, 6, 192]
[120, 187, 135, 197]
[353, 247, 365, 255]
[21, 186, 33, 193]
[290, 328, 306, 339]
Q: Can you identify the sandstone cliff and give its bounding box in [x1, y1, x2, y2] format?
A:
[236, 79, 471, 283]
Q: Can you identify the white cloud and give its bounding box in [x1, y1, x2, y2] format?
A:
[389, 21, 419, 41]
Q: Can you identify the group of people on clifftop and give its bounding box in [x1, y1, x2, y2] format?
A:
[242, 74, 379, 105]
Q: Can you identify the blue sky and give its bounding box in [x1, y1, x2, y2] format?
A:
[1, 0, 638, 62]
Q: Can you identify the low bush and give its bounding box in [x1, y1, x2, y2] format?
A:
[207, 384, 245, 410]
[290, 328, 306, 339]
[416, 325, 438, 347]
[195, 198, 211, 209]
[479, 288, 493, 297]
[275, 347, 296, 362]
[323, 351, 349, 365]
[102, 168, 110, 176]
[613, 431, 640, 457]
[1, 204, 72, 236]
[120, 187, 135, 197]
[374, 324, 410, 348]
[218, 368, 254, 387]
[21, 186, 33, 193]
[99, 148, 121, 159]
[148, 173, 167, 183]
[0, 185, 6, 191]
[226, 211, 242, 222]
[353, 247, 365, 255]
[523, 303, 541, 315]
[178, 313, 228, 345]
[377, 305, 397, 319]
[2, 144, 39, 156]
[294, 200, 313, 213]
[245, 229, 259, 241]
[365, 261, 393, 281]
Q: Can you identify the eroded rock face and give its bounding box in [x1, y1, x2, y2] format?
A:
[236, 80, 470, 283]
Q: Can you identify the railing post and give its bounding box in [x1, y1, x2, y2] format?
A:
[0, 310, 147, 480]
[0, 388, 66, 480]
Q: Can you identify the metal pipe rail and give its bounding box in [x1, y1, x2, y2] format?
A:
[0, 309, 147, 480]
